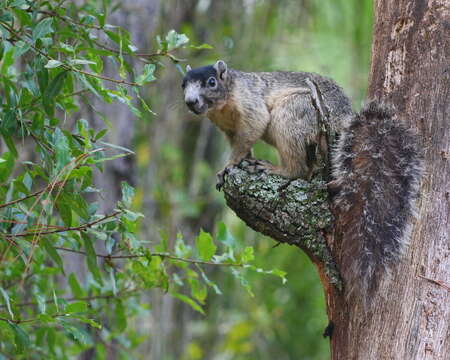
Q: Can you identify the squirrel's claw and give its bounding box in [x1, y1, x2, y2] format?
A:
[216, 167, 231, 191]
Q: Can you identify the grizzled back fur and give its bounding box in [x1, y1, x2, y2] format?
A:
[332, 101, 423, 304]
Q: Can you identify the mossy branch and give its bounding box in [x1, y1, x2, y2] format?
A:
[221, 161, 342, 290]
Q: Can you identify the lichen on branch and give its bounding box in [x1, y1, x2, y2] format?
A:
[221, 161, 342, 290]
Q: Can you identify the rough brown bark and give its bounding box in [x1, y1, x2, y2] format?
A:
[222, 1, 449, 359]
[328, 1, 449, 359]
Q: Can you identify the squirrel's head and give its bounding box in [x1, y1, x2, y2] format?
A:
[181, 60, 228, 115]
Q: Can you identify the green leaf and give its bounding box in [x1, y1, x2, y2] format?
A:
[0, 287, 14, 320]
[42, 238, 65, 273]
[8, 321, 30, 354]
[165, 30, 189, 50]
[14, 40, 31, 58]
[36, 294, 46, 314]
[43, 71, 68, 117]
[68, 59, 96, 66]
[10, 0, 28, 8]
[53, 128, 71, 172]
[0, 151, 15, 182]
[44, 70, 68, 100]
[272, 268, 288, 284]
[216, 222, 235, 247]
[36, 61, 49, 94]
[241, 247, 255, 263]
[59, 319, 91, 345]
[56, 198, 72, 227]
[189, 43, 213, 49]
[0, 133, 18, 158]
[68, 194, 90, 221]
[195, 229, 216, 262]
[190, 278, 207, 304]
[71, 316, 102, 329]
[94, 129, 108, 141]
[1, 109, 17, 135]
[121, 181, 135, 207]
[8, 322, 30, 353]
[32, 18, 54, 41]
[47, 327, 56, 353]
[136, 63, 156, 85]
[171, 293, 205, 315]
[66, 301, 88, 314]
[198, 268, 222, 295]
[98, 140, 134, 154]
[82, 233, 103, 285]
[44, 60, 63, 69]
[115, 300, 127, 331]
[0, 46, 14, 75]
[231, 269, 254, 297]
[68, 273, 85, 298]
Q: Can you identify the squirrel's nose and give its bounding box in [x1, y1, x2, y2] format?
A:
[186, 98, 199, 108]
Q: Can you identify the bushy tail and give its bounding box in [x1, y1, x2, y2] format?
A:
[331, 101, 422, 304]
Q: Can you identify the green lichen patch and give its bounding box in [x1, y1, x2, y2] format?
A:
[222, 163, 342, 290]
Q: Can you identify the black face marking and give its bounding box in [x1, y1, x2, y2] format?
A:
[182, 65, 217, 87]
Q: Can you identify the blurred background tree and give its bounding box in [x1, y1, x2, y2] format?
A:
[0, 0, 373, 359]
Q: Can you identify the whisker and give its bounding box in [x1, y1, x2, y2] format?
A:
[167, 99, 186, 111]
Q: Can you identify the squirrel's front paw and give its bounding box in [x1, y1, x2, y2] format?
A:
[216, 167, 231, 191]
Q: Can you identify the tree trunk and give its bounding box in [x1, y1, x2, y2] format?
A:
[222, 1, 449, 359]
[329, 1, 449, 359]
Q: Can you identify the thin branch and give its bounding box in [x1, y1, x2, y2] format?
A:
[0, 181, 63, 210]
[92, 39, 181, 58]
[54, 246, 244, 267]
[29, 132, 55, 155]
[0, 313, 66, 324]
[34, 9, 104, 30]
[0, 211, 121, 238]
[0, 288, 140, 309]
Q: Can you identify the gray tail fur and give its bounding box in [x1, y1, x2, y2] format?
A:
[331, 100, 422, 304]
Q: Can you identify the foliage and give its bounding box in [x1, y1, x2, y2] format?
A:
[0, 1, 285, 358]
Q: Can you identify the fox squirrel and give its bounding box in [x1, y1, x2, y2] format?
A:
[181, 60, 422, 302]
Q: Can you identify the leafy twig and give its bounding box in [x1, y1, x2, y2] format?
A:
[0, 211, 121, 238]
[0, 181, 64, 210]
[54, 246, 244, 267]
[0, 20, 139, 87]
[0, 288, 140, 309]
[0, 313, 66, 324]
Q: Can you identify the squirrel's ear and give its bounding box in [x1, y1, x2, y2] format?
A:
[186, 64, 192, 72]
[214, 60, 227, 80]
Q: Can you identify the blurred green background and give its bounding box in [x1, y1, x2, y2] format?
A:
[136, 1, 373, 359]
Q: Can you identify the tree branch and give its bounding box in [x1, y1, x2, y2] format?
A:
[221, 161, 342, 290]
[0, 181, 63, 210]
[54, 246, 244, 267]
[0, 211, 121, 238]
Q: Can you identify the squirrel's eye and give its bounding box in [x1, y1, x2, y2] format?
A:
[207, 77, 217, 88]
